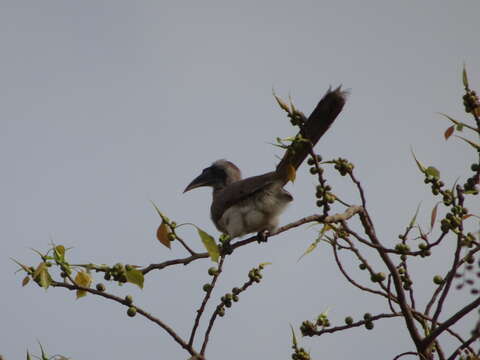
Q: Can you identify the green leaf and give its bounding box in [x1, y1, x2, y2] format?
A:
[430, 202, 440, 231]
[27, 350, 32, 360]
[439, 113, 479, 134]
[33, 262, 52, 289]
[53, 245, 66, 262]
[409, 203, 422, 228]
[456, 136, 480, 151]
[11, 258, 31, 273]
[425, 166, 440, 179]
[463, 64, 469, 89]
[290, 324, 298, 347]
[22, 275, 30, 287]
[197, 228, 220, 263]
[410, 149, 426, 173]
[30, 248, 46, 259]
[126, 268, 144, 289]
[297, 240, 320, 262]
[150, 201, 170, 222]
[297, 224, 334, 262]
[38, 341, 48, 360]
[272, 89, 291, 113]
[259, 262, 272, 268]
[75, 271, 92, 299]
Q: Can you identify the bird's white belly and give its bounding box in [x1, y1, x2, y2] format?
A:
[217, 186, 291, 238]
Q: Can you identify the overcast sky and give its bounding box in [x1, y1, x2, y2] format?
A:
[1, 1, 480, 359]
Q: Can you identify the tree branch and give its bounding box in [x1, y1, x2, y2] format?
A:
[189, 257, 226, 347]
[420, 295, 480, 352]
[50, 280, 198, 357]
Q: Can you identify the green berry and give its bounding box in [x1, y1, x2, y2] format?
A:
[363, 313, 372, 321]
[127, 306, 137, 317]
[208, 267, 217, 276]
[96, 283, 106, 292]
[202, 283, 213, 292]
[125, 295, 133, 305]
[365, 321, 374, 330]
[345, 316, 353, 325]
[419, 242, 428, 250]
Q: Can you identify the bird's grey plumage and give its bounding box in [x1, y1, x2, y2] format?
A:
[211, 169, 293, 238]
[184, 87, 348, 239]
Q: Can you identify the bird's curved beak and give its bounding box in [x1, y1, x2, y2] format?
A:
[183, 171, 214, 193]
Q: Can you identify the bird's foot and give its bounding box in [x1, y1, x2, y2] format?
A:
[256, 230, 270, 243]
[220, 240, 233, 255]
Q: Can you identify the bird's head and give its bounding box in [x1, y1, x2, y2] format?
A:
[184, 159, 242, 193]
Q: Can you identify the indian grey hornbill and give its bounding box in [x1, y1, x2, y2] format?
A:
[184, 87, 347, 240]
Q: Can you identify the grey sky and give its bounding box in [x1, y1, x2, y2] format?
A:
[1, 1, 479, 359]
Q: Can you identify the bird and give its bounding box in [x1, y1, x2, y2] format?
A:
[183, 87, 347, 240]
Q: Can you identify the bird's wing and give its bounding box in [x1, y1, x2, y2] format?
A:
[210, 171, 279, 223]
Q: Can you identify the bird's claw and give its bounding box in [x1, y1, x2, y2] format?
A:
[256, 230, 270, 243]
[220, 240, 233, 255]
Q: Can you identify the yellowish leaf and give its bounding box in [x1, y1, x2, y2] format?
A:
[75, 271, 92, 299]
[297, 240, 319, 262]
[410, 149, 426, 173]
[430, 202, 440, 230]
[197, 228, 220, 263]
[22, 276, 30, 287]
[126, 268, 144, 289]
[272, 90, 291, 113]
[463, 64, 469, 89]
[11, 258, 31, 273]
[286, 164, 296, 183]
[54, 245, 65, 261]
[156, 222, 171, 249]
[456, 135, 480, 151]
[33, 262, 52, 289]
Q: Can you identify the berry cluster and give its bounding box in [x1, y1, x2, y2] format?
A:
[463, 90, 480, 114]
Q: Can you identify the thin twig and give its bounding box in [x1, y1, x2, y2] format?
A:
[331, 239, 390, 299]
[421, 295, 480, 352]
[447, 331, 480, 360]
[175, 233, 197, 256]
[50, 280, 198, 357]
[189, 257, 225, 347]
[200, 277, 257, 355]
[356, 209, 423, 350]
[431, 186, 465, 330]
[393, 351, 419, 360]
[310, 313, 400, 336]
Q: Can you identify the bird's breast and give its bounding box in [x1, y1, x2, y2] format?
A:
[213, 183, 292, 238]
